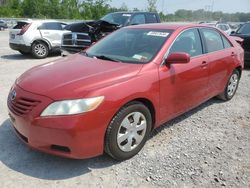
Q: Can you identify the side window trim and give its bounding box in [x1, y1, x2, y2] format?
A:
[197, 28, 205, 54]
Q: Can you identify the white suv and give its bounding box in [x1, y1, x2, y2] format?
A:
[9, 20, 68, 58]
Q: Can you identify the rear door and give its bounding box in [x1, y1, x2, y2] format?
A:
[38, 22, 67, 47]
[159, 28, 210, 122]
[200, 28, 235, 95]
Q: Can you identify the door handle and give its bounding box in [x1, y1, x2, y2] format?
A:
[200, 61, 208, 68]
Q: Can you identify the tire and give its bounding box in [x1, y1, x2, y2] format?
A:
[217, 69, 240, 101]
[31, 42, 49, 59]
[18, 50, 30, 55]
[105, 102, 152, 161]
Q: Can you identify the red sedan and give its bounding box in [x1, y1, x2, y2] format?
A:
[7, 24, 244, 160]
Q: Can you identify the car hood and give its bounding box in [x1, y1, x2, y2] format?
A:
[17, 54, 143, 100]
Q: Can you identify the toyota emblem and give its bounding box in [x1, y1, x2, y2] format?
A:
[10, 90, 16, 101]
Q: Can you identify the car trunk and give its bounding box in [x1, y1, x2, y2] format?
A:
[9, 21, 30, 43]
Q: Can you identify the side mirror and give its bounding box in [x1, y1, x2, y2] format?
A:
[166, 52, 190, 64]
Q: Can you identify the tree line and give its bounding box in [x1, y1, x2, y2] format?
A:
[0, 0, 249, 22]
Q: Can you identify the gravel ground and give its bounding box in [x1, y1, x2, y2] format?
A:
[0, 30, 249, 188]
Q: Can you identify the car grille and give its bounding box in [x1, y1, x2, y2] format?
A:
[8, 96, 40, 116]
[62, 33, 92, 47]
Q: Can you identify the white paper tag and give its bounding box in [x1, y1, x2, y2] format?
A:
[147, 31, 169, 37]
[132, 54, 148, 61]
[122, 14, 132, 17]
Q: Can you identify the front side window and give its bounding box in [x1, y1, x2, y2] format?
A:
[169, 28, 203, 57]
[100, 13, 131, 26]
[201, 28, 224, 53]
[130, 14, 146, 25]
[86, 28, 172, 64]
[40, 22, 62, 30]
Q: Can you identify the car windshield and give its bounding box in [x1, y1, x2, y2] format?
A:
[236, 23, 250, 34]
[100, 13, 131, 26]
[86, 28, 173, 64]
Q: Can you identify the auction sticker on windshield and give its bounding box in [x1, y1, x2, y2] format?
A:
[147, 31, 169, 37]
[122, 14, 131, 17]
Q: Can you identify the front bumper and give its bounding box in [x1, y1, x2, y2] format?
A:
[7, 85, 112, 159]
[60, 46, 88, 56]
[9, 43, 31, 53]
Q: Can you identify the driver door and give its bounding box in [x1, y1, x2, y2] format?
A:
[158, 28, 210, 123]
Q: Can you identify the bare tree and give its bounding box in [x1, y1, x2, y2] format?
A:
[147, 0, 157, 12]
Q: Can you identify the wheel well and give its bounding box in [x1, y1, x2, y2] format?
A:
[235, 66, 242, 79]
[32, 39, 51, 50]
[129, 98, 156, 130]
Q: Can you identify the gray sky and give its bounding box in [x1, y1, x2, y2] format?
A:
[109, 0, 250, 14]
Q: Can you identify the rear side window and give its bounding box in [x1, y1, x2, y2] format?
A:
[13, 22, 29, 29]
[169, 28, 203, 57]
[39, 22, 62, 30]
[201, 28, 224, 53]
[145, 14, 158, 23]
[221, 35, 233, 48]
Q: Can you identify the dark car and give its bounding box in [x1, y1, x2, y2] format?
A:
[0, 20, 8, 30]
[61, 12, 161, 55]
[231, 21, 250, 65]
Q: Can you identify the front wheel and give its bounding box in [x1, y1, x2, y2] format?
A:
[217, 69, 240, 101]
[105, 102, 152, 161]
[31, 42, 48, 59]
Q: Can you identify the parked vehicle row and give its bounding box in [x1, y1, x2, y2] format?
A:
[8, 12, 160, 58]
[61, 12, 161, 56]
[0, 20, 8, 30]
[200, 22, 232, 35]
[9, 20, 68, 58]
[8, 23, 244, 160]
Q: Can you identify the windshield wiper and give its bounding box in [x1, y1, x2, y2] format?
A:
[94, 55, 121, 62]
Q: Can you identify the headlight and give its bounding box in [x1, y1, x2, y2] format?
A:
[41, 96, 104, 116]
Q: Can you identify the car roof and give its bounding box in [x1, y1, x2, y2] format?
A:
[126, 23, 213, 31]
[108, 11, 157, 14]
[17, 19, 61, 24]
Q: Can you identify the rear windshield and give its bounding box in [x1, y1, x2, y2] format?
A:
[13, 22, 29, 29]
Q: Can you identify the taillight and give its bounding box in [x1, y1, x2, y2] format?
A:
[17, 23, 31, 35]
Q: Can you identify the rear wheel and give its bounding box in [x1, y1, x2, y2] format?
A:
[31, 42, 48, 59]
[105, 102, 152, 161]
[217, 69, 240, 101]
